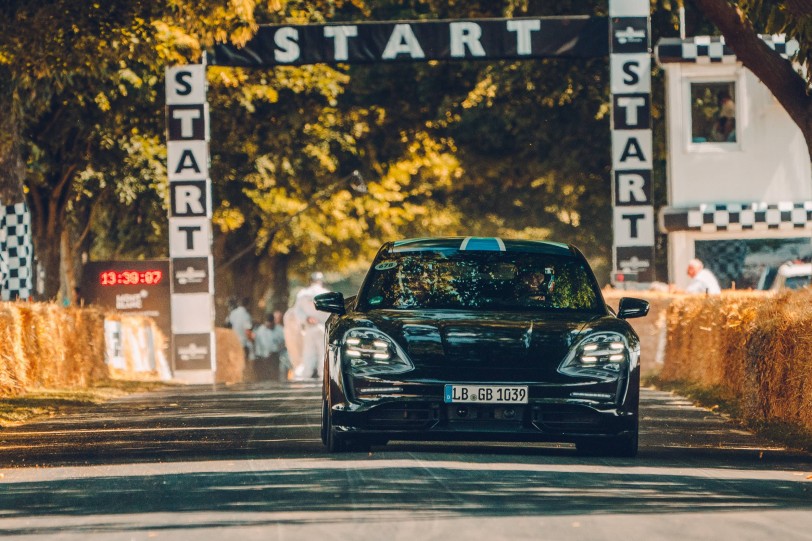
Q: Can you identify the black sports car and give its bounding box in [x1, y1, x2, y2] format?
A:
[315, 237, 649, 456]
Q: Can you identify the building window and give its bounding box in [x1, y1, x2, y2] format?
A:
[690, 82, 736, 143]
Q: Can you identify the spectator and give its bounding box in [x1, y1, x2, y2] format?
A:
[713, 91, 736, 142]
[292, 272, 330, 380]
[253, 311, 287, 381]
[685, 258, 721, 295]
[226, 296, 254, 362]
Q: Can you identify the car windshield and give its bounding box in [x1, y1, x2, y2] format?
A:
[784, 275, 811, 290]
[359, 250, 602, 312]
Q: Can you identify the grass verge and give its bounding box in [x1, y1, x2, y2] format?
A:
[0, 380, 175, 427]
[644, 375, 812, 453]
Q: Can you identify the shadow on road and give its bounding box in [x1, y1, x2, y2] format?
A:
[1, 383, 810, 535]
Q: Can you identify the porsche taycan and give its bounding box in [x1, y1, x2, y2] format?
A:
[315, 237, 649, 456]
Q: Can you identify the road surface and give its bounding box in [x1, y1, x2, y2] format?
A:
[0, 383, 810, 540]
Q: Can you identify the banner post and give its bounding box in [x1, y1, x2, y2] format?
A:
[165, 63, 217, 383]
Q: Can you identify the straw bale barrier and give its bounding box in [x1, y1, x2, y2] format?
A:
[3, 289, 810, 437]
[660, 289, 812, 432]
[215, 327, 246, 384]
[0, 303, 108, 397]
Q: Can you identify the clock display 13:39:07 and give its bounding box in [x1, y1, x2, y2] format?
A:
[99, 270, 163, 286]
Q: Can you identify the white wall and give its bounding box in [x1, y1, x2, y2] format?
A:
[665, 63, 811, 207]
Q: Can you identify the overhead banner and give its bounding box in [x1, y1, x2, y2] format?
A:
[211, 17, 609, 67]
[196, 2, 653, 296]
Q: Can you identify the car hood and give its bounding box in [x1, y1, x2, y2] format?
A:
[352, 309, 603, 380]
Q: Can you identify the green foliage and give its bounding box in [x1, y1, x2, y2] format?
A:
[1, 0, 690, 301]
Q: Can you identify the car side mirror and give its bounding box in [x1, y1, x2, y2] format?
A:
[314, 291, 346, 315]
[617, 297, 649, 319]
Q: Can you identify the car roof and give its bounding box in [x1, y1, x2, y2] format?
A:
[777, 262, 812, 277]
[386, 237, 576, 256]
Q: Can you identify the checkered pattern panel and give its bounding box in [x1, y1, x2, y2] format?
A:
[657, 35, 799, 64]
[0, 202, 33, 301]
[661, 202, 812, 233]
[694, 239, 748, 289]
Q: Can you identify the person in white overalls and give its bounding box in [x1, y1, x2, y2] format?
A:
[292, 272, 330, 380]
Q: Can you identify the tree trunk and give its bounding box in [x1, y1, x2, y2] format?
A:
[29, 184, 65, 300]
[60, 228, 76, 305]
[0, 78, 24, 205]
[267, 252, 291, 314]
[0, 76, 34, 300]
[32, 223, 62, 301]
[692, 0, 812, 160]
[212, 231, 265, 323]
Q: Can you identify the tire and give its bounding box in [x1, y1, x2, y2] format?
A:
[323, 398, 345, 452]
[320, 398, 329, 445]
[323, 402, 375, 453]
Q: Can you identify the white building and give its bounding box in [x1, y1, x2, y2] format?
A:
[655, 35, 812, 290]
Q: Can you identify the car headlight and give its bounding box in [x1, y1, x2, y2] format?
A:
[342, 328, 414, 376]
[559, 332, 630, 376]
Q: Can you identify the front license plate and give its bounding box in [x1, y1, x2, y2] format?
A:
[444, 384, 528, 404]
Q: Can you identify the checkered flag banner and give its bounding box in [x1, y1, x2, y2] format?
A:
[661, 201, 812, 233]
[656, 35, 799, 64]
[0, 202, 33, 301]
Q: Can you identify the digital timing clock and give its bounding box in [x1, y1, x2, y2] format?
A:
[99, 270, 164, 286]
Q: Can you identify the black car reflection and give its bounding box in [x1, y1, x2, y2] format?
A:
[315, 237, 649, 456]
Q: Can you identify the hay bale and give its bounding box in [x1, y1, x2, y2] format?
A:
[0, 301, 109, 396]
[215, 327, 245, 384]
[68, 307, 109, 385]
[661, 289, 812, 433]
[0, 304, 26, 396]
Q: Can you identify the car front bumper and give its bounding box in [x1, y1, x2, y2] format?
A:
[329, 377, 639, 443]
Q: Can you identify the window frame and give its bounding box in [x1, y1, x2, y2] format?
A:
[681, 69, 744, 154]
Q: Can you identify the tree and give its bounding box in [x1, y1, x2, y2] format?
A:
[689, 0, 812, 159]
[0, 0, 291, 300]
[338, 0, 618, 278]
[0, 2, 179, 299]
[206, 60, 466, 312]
[1, 0, 680, 310]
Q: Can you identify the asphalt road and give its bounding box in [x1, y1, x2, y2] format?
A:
[0, 382, 810, 540]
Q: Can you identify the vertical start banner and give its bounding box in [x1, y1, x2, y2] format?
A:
[165, 64, 216, 382]
[610, 0, 654, 283]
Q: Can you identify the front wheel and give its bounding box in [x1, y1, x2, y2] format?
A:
[320, 399, 329, 445]
[323, 398, 345, 452]
[323, 399, 373, 453]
